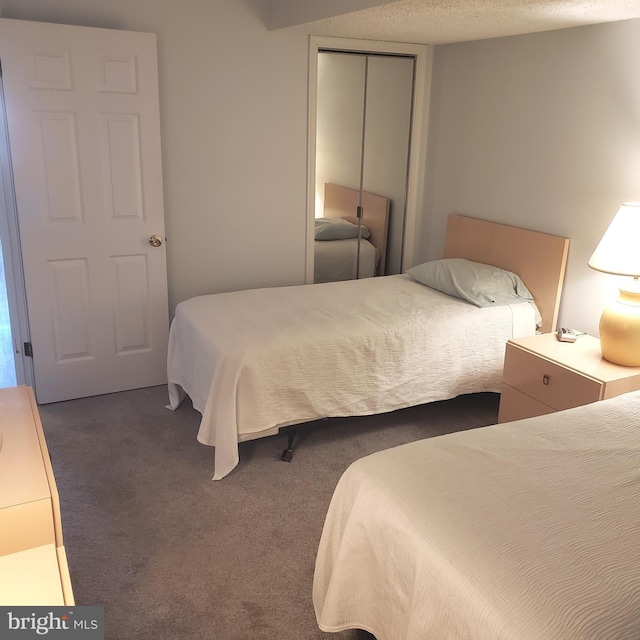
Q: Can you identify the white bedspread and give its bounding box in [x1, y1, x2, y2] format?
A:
[314, 391, 640, 640]
[167, 274, 535, 479]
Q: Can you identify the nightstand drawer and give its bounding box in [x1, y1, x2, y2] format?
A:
[498, 385, 556, 423]
[503, 344, 602, 410]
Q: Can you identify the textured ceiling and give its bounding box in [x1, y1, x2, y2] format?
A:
[279, 0, 640, 45]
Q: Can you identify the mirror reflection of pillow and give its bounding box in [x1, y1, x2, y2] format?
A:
[315, 217, 371, 240]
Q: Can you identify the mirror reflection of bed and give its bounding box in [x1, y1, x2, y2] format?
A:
[314, 183, 390, 283]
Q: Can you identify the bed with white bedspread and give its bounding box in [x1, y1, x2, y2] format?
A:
[313, 390, 640, 640]
[167, 214, 569, 480]
[168, 274, 535, 479]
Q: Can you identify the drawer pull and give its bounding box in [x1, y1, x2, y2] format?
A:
[542, 374, 550, 385]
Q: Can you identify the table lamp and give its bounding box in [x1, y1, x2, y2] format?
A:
[588, 202, 640, 366]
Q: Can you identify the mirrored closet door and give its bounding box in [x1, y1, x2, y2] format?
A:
[313, 50, 415, 283]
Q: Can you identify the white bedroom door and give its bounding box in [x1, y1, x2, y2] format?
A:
[0, 18, 169, 404]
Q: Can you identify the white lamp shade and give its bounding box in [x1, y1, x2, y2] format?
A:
[588, 202, 640, 276]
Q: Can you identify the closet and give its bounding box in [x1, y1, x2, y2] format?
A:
[313, 50, 415, 282]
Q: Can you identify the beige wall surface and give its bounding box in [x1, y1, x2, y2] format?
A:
[423, 18, 640, 337]
[0, 0, 309, 312]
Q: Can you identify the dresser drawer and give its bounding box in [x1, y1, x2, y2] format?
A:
[0, 543, 66, 605]
[503, 344, 602, 410]
[0, 499, 56, 556]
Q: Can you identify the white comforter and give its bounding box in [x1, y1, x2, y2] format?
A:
[314, 391, 640, 640]
[167, 274, 535, 479]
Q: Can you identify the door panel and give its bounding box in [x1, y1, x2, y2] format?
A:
[315, 52, 366, 211]
[49, 258, 92, 363]
[0, 18, 169, 403]
[314, 51, 415, 280]
[39, 112, 83, 222]
[101, 114, 144, 220]
[112, 254, 151, 354]
[362, 56, 414, 275]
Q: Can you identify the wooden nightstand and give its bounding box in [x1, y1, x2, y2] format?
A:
[498, 333, 640, 423]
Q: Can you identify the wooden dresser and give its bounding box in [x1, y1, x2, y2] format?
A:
[0, 385, 74, 604]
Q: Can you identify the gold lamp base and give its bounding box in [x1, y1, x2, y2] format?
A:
[599, 289, 640, 366]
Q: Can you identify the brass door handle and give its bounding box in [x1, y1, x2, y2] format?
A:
[149, 235, 163, 247]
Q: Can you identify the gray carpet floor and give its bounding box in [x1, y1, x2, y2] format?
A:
[38, 386, 500, 640]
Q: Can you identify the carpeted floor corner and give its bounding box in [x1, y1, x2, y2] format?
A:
[38, 386, 500, 640]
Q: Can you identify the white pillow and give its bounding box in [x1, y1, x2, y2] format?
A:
[405, 258, 535, 308]
[315, 217, 371, 241]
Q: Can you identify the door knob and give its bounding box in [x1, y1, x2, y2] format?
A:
[149, 235, 163, 247]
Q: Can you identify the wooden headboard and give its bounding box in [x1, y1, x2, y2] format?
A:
[323, 183, 390, 275]
[444, 214, 570, 333]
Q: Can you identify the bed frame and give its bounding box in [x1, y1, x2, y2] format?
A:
[323, 183, 390, 275]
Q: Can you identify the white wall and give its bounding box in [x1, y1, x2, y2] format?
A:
[0, 0, 310, 311]
[424, 18, 640, 337]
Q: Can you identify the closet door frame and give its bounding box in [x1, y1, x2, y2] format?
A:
[306, 36, 432, 283]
